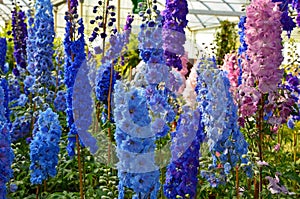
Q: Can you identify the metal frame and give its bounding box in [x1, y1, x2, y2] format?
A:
[0, 0, 246, 31]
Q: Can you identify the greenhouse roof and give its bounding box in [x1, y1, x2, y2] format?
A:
[0, 0, 246, 31]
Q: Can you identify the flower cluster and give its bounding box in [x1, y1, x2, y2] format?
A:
[138, 20, 177, 133]
[237, 16, 247, 56]
[162, 0, 188, 70]
[10, 115, 31, 142]
[26, 0, 55, 86]
[12, 8, 28, 74]
[29, 108, 62, 184]
[95, 14, 134, 104]
[7, 76, 21, 107]
[89, 1, 117, 42]
[114, 81, 160, 199]
[0, 79, 9, 121]
[64, 7, 86, 156]
[54, 91, 67, 112]
[195, 57, 251, 186]
[272, 0, 297, 37]
[164, 106, 205, 199]
[237, 16, 247, 87]
[0, 86, 14, 198]
[0, 38, 7, 74]
[222, 53, 240, 97]
[238, 0, 283, 117]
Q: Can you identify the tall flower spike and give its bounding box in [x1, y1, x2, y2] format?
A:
[26, 0, 55, 86]
[64, 9, 86, 156]
[0, 38, 7, 74]
[164, 106, 205, 199]
[29, 108, 62, 184]
[114, 81, 160, 199]
[12, 8, 28, 74]
[195, 57, 252, 187]
[0, 86, 14, 198]
[238, 0, 283, 118]
[222, 52, 240, 99]
[95, 14, 134, 104]
[162, 0, 189, 70]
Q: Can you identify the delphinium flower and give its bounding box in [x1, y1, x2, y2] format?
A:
[10, 115, 31, 142]
[0, 86, 14, 198]
[0, 38, 7, 74]
[236, 16, 247, 96]
[114, 81, 160, 199]
[222, 52, 240, 97]
[64, 4, 86, 156]
[12, 8, 28, 75]
[195, 57, 252, 187]
[272, 0, 297, 37]
[237, 16, 247, 57]
[162, 0, 188, 71]
[238, 0, 283, 118]
[94, 14, 134, 123]
[54, 90, 67, 112]
[7, 75, 21, 107]
[29, 108, 62, 184]
[164, 106, 205, 199]
[265, 172, 295, 195]
[0, 79, 9, 122]
[26, 0, 55, 86]
[89, 0, 117, 42]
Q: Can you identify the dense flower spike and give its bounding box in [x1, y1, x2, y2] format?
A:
[29, 108, 62, 184]
[64, 3, 86, 156]
[238, 0, 283, 117]
[12, 9, 28, 74]
[162, 0, 188, 70]
[164, 106, 205, 199]
[0, 86, 14, 198]
[237, 16, 247, 87]
[114, 81, 160, 199]
[26, 0, 55, 86]
[237, 16, 247, 57]
[195, 57, 251, 186]
[0, 38, 7, 74]
[0, 79, 9, 122]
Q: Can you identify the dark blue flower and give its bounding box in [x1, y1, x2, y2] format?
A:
[0, 38, 7, 74]
[0, 86, 14, 198]
[164, 107, 205, 198]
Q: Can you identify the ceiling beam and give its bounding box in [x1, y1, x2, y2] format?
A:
[189, 9, 244, 17]
[52, 0, 66, 7]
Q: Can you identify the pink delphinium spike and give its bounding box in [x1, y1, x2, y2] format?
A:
[238, 0, 284, 117]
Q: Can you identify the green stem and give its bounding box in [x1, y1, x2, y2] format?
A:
[257, 97, 264, 199]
